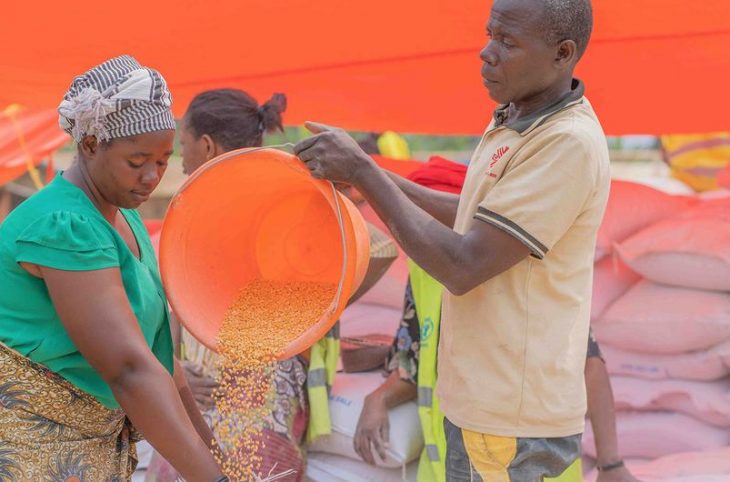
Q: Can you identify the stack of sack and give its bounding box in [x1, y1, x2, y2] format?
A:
[584, 446, 730, 482]
[307, 371, 422, 481]
[306, 203, 419, 480]
[306, 298, 421, 481]
[587, 181, 730, 475]
[307, 452, 418, 482]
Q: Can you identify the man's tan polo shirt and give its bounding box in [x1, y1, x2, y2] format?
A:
[436, 80, 611, 438]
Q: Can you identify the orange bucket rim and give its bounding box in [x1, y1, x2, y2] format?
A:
[159, 146, 369, 359]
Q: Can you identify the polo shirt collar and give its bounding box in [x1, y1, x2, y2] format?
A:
[493, 79, 585, 136]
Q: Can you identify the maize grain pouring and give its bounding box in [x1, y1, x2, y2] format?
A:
[213, 279, 337, 480]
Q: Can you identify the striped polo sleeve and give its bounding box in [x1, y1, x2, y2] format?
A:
[475, 131, 598, 259]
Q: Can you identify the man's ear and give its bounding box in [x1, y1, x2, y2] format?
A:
[555, 39, 578, 69]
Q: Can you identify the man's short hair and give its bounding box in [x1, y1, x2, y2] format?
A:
[541, 0, 593, 60]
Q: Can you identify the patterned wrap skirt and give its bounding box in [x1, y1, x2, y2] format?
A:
[0, 343, 139, 482]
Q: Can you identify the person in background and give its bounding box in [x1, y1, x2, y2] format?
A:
[147, 88, 397, 481]
[294, 0, 609, 478]
[585, 343, 639, 481]
[147, 88, 310, 481]
[0, 55, 226, 482]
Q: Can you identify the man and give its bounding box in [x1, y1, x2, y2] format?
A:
[353, 159, 638, 482]
[295, 0, 609, 479]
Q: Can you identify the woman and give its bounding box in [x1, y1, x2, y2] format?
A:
[0, 56, 226, 482]
[179, 88, 287, 176]
[147, 88, 397, 481]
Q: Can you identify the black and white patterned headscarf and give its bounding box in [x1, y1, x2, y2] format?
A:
[58, 55, 176, 143]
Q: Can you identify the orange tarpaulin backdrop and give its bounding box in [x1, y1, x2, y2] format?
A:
[1, 1, 728, 136]
[0, 108, 69, 187]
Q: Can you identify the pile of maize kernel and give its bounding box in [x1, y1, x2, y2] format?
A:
[212, 279, 336, 481]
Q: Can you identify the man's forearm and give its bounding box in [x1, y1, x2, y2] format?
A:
[386, 171, 459, 227]
[354, 163, 467, 293]
[293, 129, 527, 294]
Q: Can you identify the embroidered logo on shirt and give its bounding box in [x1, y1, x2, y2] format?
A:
[487, 146, 509, 178]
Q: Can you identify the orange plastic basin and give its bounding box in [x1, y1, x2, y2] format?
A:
[159, 148, 370, 359]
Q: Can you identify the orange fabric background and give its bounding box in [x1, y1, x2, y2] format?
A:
[1, 0, 728, 135]
[0, 108, 69, 186]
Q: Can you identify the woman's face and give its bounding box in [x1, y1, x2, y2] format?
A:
[179, 116, 209, 176]
[82, 130, 174, 209]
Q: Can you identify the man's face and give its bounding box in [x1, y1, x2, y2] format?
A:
[480, 0, 560, 105]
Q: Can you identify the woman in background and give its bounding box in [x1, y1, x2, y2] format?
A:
[146, 88, 398, 481]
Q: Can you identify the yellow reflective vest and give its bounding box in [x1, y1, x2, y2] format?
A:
[306, 323, 340, 442]
[408, 260, 446, 482]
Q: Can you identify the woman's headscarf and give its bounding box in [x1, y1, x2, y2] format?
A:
[58, 55, 175, 143]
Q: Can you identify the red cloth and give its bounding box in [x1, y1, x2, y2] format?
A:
[406, 155, 467, 194]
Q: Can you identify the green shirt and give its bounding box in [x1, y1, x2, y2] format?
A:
[0, 173, 174, 408]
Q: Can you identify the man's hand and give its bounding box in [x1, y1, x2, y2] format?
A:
[597, 465, 642, 482]
[182, 360, 218, 410]
[294, 122, 376, 185]
[354, 393, 391, 465]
